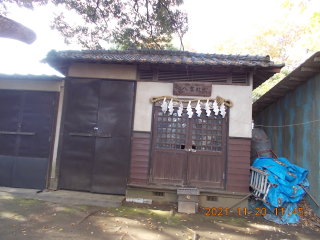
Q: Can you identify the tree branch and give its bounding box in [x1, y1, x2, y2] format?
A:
[158, 0, 185, 50]
[145, 0, 162, 49]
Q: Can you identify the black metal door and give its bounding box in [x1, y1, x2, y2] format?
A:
[0, 91, 21, 187]
[0, 90, 56, 189]
[58, 79, 100, 191]
[58, 79, 134, 195]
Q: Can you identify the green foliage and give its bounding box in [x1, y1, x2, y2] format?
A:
[304, 12, 320, 51]
[213, 0, 320, 102]
[1, 0, 188, 50]
[252, 68, 291, 102]
[311, 12, 320, 28]
[0, 0, 48, 15]
[280, 0, 311, 13]
[52, 0, 188, 50]
[214, 19, 310, 69]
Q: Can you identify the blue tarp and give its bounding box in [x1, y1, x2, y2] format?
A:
[251, 157, 309, 224]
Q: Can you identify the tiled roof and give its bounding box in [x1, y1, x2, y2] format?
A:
[0, 73, 64, 81]
[43, 49, 284, 68]
[42, 49, 285, 89]
[252, 51, 320, 116]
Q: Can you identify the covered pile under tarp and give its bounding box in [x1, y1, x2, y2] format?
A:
[251, 157, 309, 224]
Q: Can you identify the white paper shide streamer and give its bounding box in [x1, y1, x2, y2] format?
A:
[168, 99, 174, 115]
[177, 102, 183, 117]
[220, 102, 226, 118]
[187, 101, 193, 118]
[161, 97, 167, 114]
[212, 100, 219, 116]
[205, 99, 211, 117]
[195, 100, 202, 117]
[159, 97, 228, 118]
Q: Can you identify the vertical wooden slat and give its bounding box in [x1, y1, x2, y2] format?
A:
[129, 132, 151, 185]
[206, 156, 210, 182]
[227, 138, 251, 193]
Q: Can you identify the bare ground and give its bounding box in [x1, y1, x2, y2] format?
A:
[0, 194, 319, 240]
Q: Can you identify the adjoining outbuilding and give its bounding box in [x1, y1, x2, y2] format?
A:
[0, 74, 64, 190]
[253, 51, 320, 217]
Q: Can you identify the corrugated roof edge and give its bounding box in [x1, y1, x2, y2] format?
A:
[252, 51, 320, 116]
[0, 73, 65, 81]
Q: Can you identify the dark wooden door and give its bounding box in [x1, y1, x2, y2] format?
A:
[151, 109, 189, 185]
[151, 107, 226, 189]
[58, 79, 134, 195]
[0, 90, 57, 189]
[187, 111, 226, 188]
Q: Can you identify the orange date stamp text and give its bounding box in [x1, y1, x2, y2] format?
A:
[205, 207, 304, 216]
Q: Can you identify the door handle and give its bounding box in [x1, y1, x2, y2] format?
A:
[0, 131, 35, 136]
[69, 132, 112, 138]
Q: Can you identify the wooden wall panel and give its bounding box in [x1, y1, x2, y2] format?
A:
[129, 132, 151, 185]
[227, 138, 251, 193]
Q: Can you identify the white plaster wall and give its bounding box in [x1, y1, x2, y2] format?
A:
[68, 63, 137, 80]
[134, 82, 252, 138]
[134, 82, 172, 132]
[212, 85, 252, 138]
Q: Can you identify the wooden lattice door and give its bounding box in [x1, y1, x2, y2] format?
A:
[150, 106, 227, 189]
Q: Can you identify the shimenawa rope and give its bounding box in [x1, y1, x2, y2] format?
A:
[149, 96, 234, 107]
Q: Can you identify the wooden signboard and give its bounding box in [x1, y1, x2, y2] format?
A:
[173, 82, 212, 97]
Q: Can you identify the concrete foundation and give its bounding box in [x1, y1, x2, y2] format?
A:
[178, 201, 198, 214]
[126, 188, 248, 210]
[126, 188, 178, 203]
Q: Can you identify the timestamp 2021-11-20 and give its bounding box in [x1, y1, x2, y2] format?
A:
[205, 207, 304, 216]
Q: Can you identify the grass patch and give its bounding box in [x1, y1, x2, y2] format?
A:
[62, 207, 79, 213]
[106, 206, 172, 224]
[17, 198, 39, 204]
[227, 217, 248, 224]
[80, 205, 89, 210]
[0, 195, 15, 200]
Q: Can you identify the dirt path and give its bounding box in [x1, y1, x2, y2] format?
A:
[0, 194, 318, 240]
